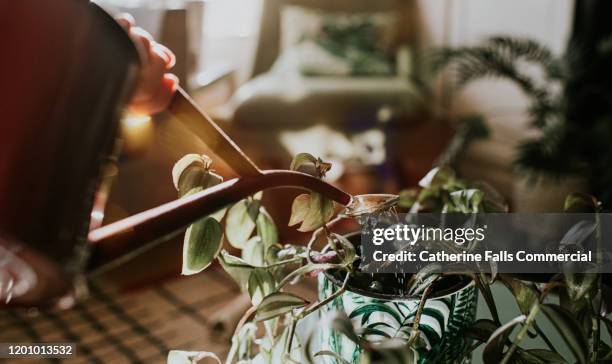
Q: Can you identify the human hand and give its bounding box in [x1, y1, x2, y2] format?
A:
[117, 14, 178, 115]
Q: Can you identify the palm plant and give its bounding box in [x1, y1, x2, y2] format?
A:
[433, 35, 612, 204]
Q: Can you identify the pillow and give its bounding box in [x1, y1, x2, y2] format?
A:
[272, 41, 353, 76]
[280, 5, 398, 77]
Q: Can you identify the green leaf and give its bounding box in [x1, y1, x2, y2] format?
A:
[448, 189, 484, 212]
[172, 154, 210, 193]
[398, 189, 419, 209]
[167, 350, 221, 364]
[539, 304, 588, 364]
[288, 192, 335, 232]
[408, 272, 439, 296]
[175, 155, 226, 276]
[559, 220, 596, 251]
[475, 274, 501, 324]
[499, 275, 539, 315]
[290, 153, 318, 171]
[256, 207, 278, 248]
[294, 193, 335, 232]
[242, 236, 265, 266]
[369, 339, 417, 364]
[226, 199, 260, 248]
[597, 342, 612, 361]
[289, 193, 311, 227]
[302, 320, 318, 364]
[259, 324, 293, 364]
[254, 292, 308, 322]
[265, 244, 283, 265]
[248, 268, 276, 305]
[465, 319, 499, 343]
[328, 311, 360, 344]
[329, 233, 357, 266]
[234, 323, 257, 362]
[418, 166, 455, 188]
[172, 154, 223, 197]
[483, 314, 526, 363]
[563, 272, 598, 301]
[408, 263, 442, 295]
[564, 193, 598, 213]
[182, 217, 223, 275]
[218, 251, 254, 291]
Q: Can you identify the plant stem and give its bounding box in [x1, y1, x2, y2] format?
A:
[592, 313, 600, 363]
[305, 217, 342, 265]
[278, 263, 343, 290]
[407, 284, 433, 346]
[297, 269, 350, 320]
[500, 303, 540, 364]
[225, 337, 237, 364]
[588, 283, 603, 363]
[233, 304, 257, 338]
[226, 305, 261, 364]
[474, 273, 501, 325]
[285, 318, 297, 360]
[592, 211, 603, 362]
[264, 256, 304, 269]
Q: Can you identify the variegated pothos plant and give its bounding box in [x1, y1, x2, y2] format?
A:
[168, 153, 610, 364]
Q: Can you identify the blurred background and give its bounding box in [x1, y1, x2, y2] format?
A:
[4, 0, 612, 362]
[97, 0, 580, 283]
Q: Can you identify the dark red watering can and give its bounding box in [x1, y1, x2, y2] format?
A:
[0, 0, 351, 307]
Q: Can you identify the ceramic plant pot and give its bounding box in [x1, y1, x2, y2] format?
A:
[317, 273, 477, 363]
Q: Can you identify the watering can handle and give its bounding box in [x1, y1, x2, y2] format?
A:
[168, 87, 262, 177]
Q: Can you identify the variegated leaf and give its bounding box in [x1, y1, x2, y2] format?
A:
[182, 217, 223, 275]
[255, 292, 308, 322]
[226, 199, 260, 248]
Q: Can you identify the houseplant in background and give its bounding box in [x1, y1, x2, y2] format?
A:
[166, 152, 510, 364]
[433, 35, 612, 211]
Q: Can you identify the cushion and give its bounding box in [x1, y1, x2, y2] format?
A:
[279, 5, 399, 76]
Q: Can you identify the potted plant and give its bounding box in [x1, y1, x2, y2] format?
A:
[166, 152, 512, 364]
[433, 36, 612, 211]
[317, 236, 478, 364]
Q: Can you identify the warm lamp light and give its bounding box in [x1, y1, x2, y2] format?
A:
[121, 114, 151, 131]
[120, 113, 154, 154]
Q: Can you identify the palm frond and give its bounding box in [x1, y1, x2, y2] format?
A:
[433, 49, 532, 100]
[486, 36, 564, 79]
[431, 35, 564, 131]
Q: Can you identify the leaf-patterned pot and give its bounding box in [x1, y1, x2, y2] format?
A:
[317, 272, 477, 363]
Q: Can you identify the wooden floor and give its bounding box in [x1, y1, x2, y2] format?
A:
[0, 268, 243, 363]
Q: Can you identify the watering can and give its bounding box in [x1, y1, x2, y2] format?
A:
[0, 0, 352, 307]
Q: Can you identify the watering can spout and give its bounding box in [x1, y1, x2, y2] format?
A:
[87, 170, 352, 273]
